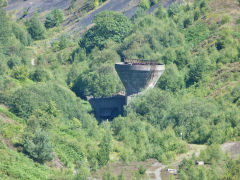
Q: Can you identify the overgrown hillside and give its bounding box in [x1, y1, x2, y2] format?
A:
[0, 0, 240, 179]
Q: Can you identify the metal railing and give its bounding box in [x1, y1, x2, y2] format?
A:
[124, 59, 160, 65]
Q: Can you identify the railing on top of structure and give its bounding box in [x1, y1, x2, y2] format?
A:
[123, 59, 159, 65]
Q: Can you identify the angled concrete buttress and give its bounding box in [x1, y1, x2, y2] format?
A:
[115, 60, 165, 104]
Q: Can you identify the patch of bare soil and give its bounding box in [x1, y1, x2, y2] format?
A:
[6, 0, 72, 19]
[92, 159, 156, 179]
[221, 141, 240, 159]
[0, 112, 14, 124]
[0, 104, 8, 109]
[209, 0, 240, 25]
[92, 144, 206, 180]
[46, 152, 65, 170]
[0, 135, 17, 150]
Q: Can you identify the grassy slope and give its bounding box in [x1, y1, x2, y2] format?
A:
[0, 106, 56, 179]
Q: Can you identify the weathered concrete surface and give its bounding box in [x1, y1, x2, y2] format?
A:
[115, 62, 165, 101]
[88, 95, 125, 121]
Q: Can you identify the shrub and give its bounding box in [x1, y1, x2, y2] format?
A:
[155, 5, 167, 19]
[183, 18, 192, 28]
[51, 34, 70, 51]
[168, 3, 182, 17]
[30, 68, 51, 82]
[184, 22, 210, 47]
[45, 9, 64, 29]
[158, 64, 185, 92]
[11, 65, 29, 81]
[74, 160, 91, 180]
[194, 10, 200, 21]
[7, 57, 22, 69]
[72, 65, 122, 98]
[0, 8, 11, 43]
[131, 7, 146, 22]
[8, 83, 83, 119]
[94, 0, 99, 8]
[26, 14, 46, 40]
[12, 23, 32, 46]
[236, 16, 240, 24]
[23, 129, 53, 163]
[221, 15, 230, 25]
[139, 0, 150, 10]
[0, 0, 7, 7]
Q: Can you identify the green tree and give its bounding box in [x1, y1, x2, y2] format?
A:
[0, 9, 11, 43]
[12, 22, 32, 46]
[30, 68, 51, 82]
[79, 11, 133, 53]
[45, 9, 64, 29]
[7, 56, 22, 69]
[0, 0, 7, 7]
[168, 3, 182, 17]
[8, 83, 83, 119]
[158, 64, 185, 92]
[26, 14, 46, 40]
[97, 123, 112, 166]
[139, 0, 150, 10]
[11, 65, 29, 81]
[23, 129, 53, 163]
[94, 0, 99, 8]
[186, 50, 212, 87]
[74, 160, 91, 180]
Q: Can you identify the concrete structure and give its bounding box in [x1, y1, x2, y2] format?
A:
[88, 95, 125, 121]
[89, 60, 165, 121]
[115, 60, 165, 104]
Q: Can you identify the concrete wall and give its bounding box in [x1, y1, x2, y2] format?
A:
[88, 95, 125, 121]
[89, 62, 165, 121]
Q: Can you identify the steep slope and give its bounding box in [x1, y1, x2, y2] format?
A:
[6, 0, 72, 18]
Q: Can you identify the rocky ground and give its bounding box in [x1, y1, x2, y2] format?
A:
[5, 0, 72, 19]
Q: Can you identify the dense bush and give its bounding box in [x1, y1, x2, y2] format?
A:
[72, 64, 122, 98]
[0, 8, 11, 43]
[30, 68, 51, 82]
[71, 45, 124, 98]
[1, 0, 240, 178]
[11, 65, 29, 81]
[158, 64, 185, 92]
[112, 114, 187, 162]
[25, 15, 46, 40]
[79, 11, 133, 53]
[45, 9, 64, 29]
[139, 0, 150, 10]
[23, 129, 53, 163]
[12, 22, 32, 46]
[0, 0, 7, 7]
[8, 83, 83, 119]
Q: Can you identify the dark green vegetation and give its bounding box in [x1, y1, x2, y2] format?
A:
[45, 9, 64, 29]
[0, 0, 240, 179]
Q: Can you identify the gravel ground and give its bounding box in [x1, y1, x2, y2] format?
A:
[69, 0, 140, 33]
[5, 0, 71, 18]
[221, 141, 240, 159]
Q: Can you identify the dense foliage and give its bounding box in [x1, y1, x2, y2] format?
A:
[45, 9, 64, 29]
[25, 14, 46, 40]
[79, 11, 133, 53]
[0, 0, 240, 179]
